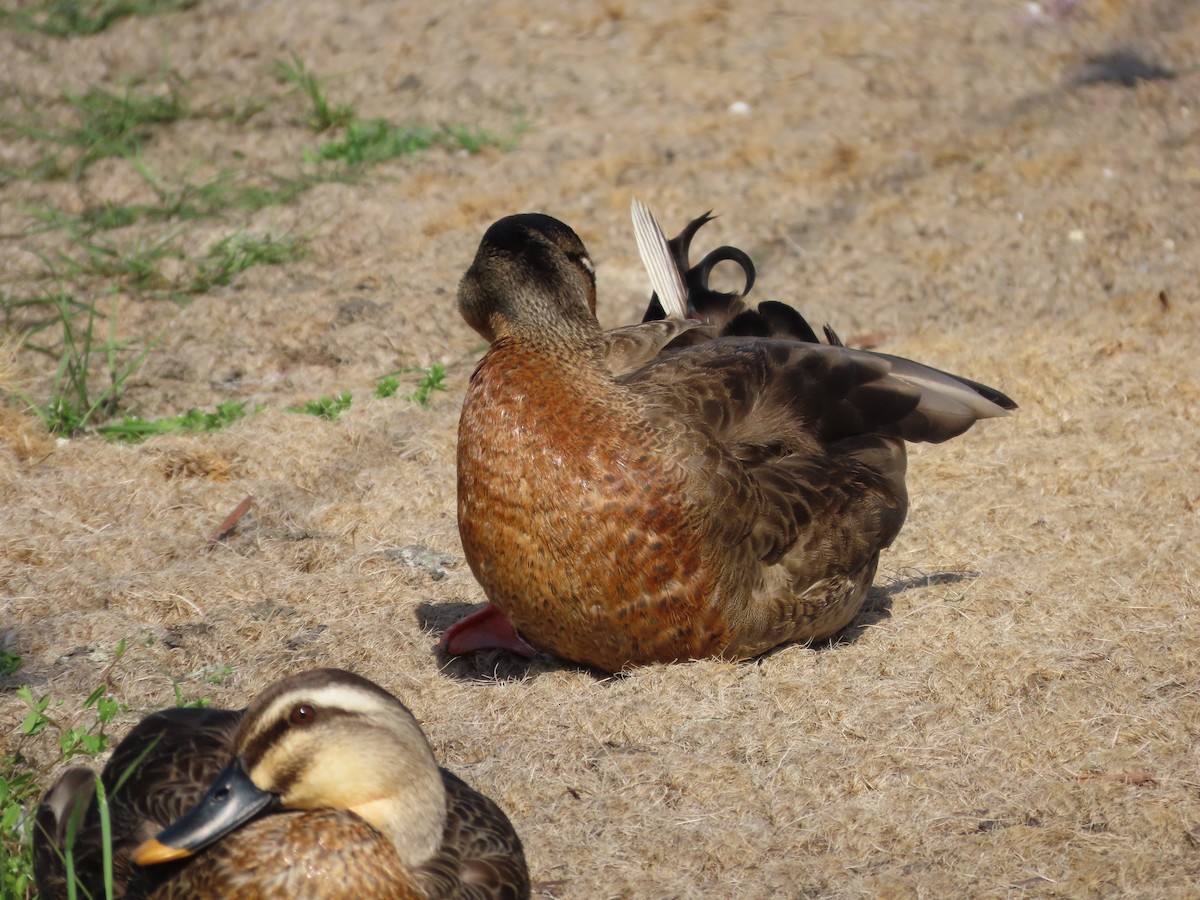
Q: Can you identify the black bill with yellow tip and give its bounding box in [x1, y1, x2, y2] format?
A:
[133, 757, 279, 866]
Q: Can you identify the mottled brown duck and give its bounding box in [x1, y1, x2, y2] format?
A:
[443, 205, 1016, 674]
[33, 668, 529, 899]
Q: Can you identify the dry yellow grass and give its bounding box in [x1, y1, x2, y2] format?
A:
[3, 0, 1199, 897]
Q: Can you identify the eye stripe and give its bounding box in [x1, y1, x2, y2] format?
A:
[241, 716, 291, 769]
[235, 671, 415, 771]
[241, 706, 358, 773]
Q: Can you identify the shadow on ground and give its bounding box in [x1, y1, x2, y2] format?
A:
[418, 569, 975, 679]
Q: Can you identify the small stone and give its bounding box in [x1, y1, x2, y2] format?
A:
[388, 544, 457, 580]
[1068, 229, 1085, 244]
[728, 101, 751, 116]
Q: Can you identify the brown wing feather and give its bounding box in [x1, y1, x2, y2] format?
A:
[145, 810, 420, 900]
[413, 770, 531, 900]
[625, 335, 999, 655]
[631, 338, 1009, 453]
[601, 319, 704, 376]
[34, 707, 242, 900]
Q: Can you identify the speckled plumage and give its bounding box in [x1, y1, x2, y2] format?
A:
[451, 212, 1015, 674]
[33, 669, 529, 900]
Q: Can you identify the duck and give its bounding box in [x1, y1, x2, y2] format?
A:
[443, 203, 1016, 674]
[33, 668, 530, 899]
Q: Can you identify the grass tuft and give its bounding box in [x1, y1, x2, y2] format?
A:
[0, 755, 38, 898]
[406, 363, 446, 406]
[375, 364, 447, 405]
[187, 231, 306, 294]
[287, 391, 352, 421]
[0, 640, 128, 898]
[0, 0, 197, 37]
[0, 651, 20, 677]
[12, 291, 157, 436]
[306, 118, 508, 168]
[97, 400, 250, 442]
[16, 84, 191, 180]
[274, 53, 354, 132]
[374, 375, 399, 398]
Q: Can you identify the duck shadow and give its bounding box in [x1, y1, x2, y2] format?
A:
[419, 569, 977, 680]
[417, 600, 606, 683]
[816, 568, 978, 649]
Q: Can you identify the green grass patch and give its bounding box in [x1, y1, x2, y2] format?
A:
[62, 229, 183, 289]
[1, 55, 519, 437]
[0, 641, 129, 899]
[31, 169, 326, 238]
[0, 0, 197, 37]
[14, 83, 191, 180]
[74, 364, 443, 441]
[0, 755, 39, 898]
[374, 374, 400, 398]
[287, 391, 352, 421]
[305, 117, 510, 168]
[186, 230, 307, 294]
[0, 651, 20, 677]
[12, 290, 157, 436]
[97, 400, 250, 442]
[274, 53, 354, 132]
[32, 228, 308, 298]
[375, 363, 447, 406]
[406, 362, 446, 406]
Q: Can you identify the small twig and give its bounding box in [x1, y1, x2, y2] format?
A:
[1078, 771, 1157, 786]
[207, 495, 253, 549]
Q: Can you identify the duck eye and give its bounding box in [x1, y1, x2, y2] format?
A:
[289, 704, 316, 726]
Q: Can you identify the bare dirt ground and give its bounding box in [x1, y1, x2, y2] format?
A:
[3, 0, 1199, 896]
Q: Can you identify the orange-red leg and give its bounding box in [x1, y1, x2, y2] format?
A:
[440, 603, 539, 658]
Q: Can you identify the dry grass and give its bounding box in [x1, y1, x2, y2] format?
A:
[3, 0, 1200, 897]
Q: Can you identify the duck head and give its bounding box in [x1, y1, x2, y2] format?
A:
[458, 213, 601, 351]
[133, 668, 447, 872]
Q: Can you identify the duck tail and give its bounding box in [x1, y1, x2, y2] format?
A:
[877, 352, 1016, 443]
[33, 768, 96, 896]
[632, 204, 1016, 433]
[634, 202, 824, 342]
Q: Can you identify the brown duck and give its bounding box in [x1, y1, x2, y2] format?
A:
[33, 668, 529, 899]
[443, 204, 1015, 674]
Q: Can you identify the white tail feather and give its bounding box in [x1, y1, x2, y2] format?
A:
[631, 199, 687, 319]
[878, 353, 1012, 421]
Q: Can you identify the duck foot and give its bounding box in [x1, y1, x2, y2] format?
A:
[441, 604, 539, 658]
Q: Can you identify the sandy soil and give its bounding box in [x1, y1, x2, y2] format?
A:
[2, 0, 1199, 896]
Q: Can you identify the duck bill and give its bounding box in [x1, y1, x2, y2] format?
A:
[132, 757, 278, 866]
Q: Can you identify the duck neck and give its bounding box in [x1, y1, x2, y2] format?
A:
[494, 315, 605, 360]
[353, 776, 448, 870]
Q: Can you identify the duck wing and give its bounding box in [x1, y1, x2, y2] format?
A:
[601, 318, 706, 376]
[632, 338, 1011, 455]
[34, 707, 242, 900]
[413, 770, 530, 900]
[628, 338, 1011, 575]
